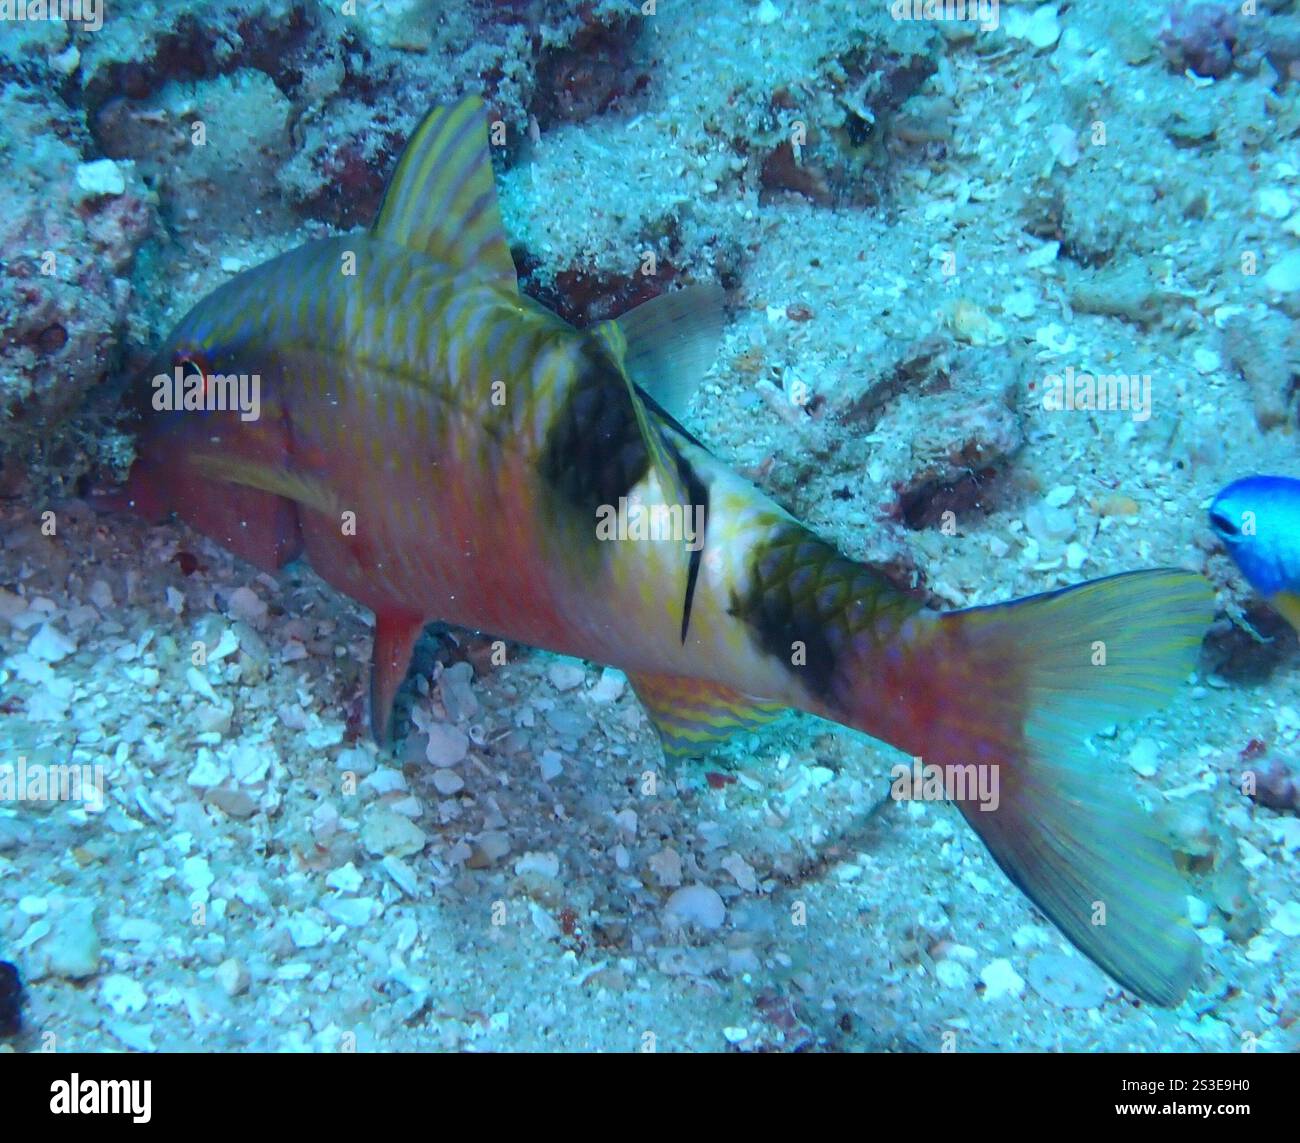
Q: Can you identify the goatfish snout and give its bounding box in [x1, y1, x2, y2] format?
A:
[1210, 475, 1300, 633]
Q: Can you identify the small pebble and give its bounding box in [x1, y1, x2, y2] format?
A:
[538, 749, 563, 781]
[1026, 952, 1107, 1009]
[649, 848, 683, 888]
[547, 661, 586, 691]
[1269, 901, 1300, 937]
[225, 586, 268, 625]
[1257, 187, 1292, 220]
[181, 856, 214, 902]
[935, 959, 971, 990]
[663, 884, 727, 931]
[1192, 347, 1221, 375]
[360, 767, 407, 796]
[28, 624, 76, 663]
[588, 668, 626, 703]
[1245, 935, 1277, 964]
[100, 974, 148, 1016]
[432, 768, 464, 795]
[186, 751, 228, 789]
[425, 722, 469, 767]
[215, 958, 250, 997]
[544, 707, 592, 739]
[38, 899, 100, 979]
[1263, 248, 1300, 293]
[382, 855, 420, 896]
[326, 862, 364, 893]
[361, 809, 427, 858]
[1126, 737, 1160, 777]
[720, 853, 758, 893]
[76, 158, 126, 196]
[514, 851, 561, 879]
[286, 913, 328, 949]
[323, 897, 376, 927]
[980, 958, 1025, 1000]
[438, 661, 478, 722]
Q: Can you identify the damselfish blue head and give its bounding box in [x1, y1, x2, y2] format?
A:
[1208, 475, 1300, 599]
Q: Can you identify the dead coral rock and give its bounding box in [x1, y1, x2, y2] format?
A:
[1201, 607, 1298, 683]
[280, 109, 405, 230]
[834, 334, 948, 433]
[1245, 756, 1299, 813]
[1159, 2, 1239, 80]
[759, 35, 938, 209]
[79, 0, 320, 114]
[95, 70, 297, 244]
[759, 140, 835, 207]
[529, 4, 647, 129]
[1068, 259, 1161, 325]
[880, 354, 1024, 531]
[1221, 310, 1299, 431]
[0, 88, 153, 461]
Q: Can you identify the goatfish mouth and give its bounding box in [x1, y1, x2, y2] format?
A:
[108, 95, 1215, 1008]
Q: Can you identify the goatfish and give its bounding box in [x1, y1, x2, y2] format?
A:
[111, 95, 1213, 1006]
[1210, 475, 1300, 633]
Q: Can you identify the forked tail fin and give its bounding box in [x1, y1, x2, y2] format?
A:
[916, 569, 1214, 1006]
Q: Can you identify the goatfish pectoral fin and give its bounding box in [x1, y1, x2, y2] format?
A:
[918, 569, 1213, 1006]
[627, 671, 786, 759]
[1268, 590, 1300, 634]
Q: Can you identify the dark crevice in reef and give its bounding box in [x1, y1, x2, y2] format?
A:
[1202, 606, 1299, 685]
[526, 4, 648, 131]
[83, 1, 318, 126]
[757, 42, 939, 211]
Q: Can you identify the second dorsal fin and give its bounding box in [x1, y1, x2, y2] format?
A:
[372, 95, 518, 288]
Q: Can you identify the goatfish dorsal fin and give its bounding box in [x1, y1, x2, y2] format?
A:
[372, 95, 518, 288]
[614, 284, 727, 425]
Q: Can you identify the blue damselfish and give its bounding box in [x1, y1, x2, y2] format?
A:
[1210, 475, 1300, 632]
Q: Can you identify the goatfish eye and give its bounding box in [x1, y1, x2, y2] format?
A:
[174, 348, 211, 380]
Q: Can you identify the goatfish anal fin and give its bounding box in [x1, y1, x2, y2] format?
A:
[372, 95, 518, 287]
[627, 671, 786, 758]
